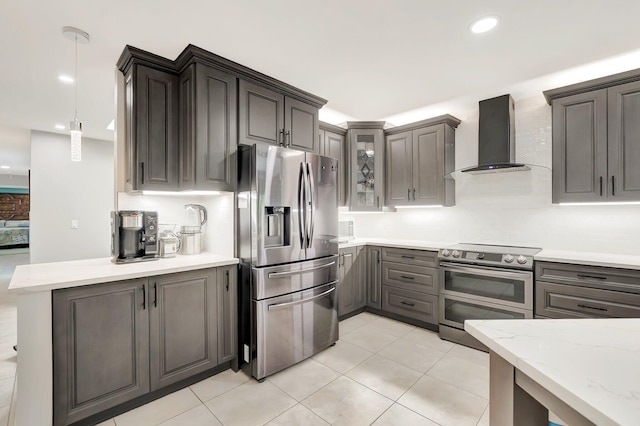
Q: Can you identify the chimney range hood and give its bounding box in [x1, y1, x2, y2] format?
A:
[462, 94, 529, 174]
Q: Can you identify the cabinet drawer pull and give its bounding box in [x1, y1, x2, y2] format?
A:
[400, 301, 415, 307]
[407, 189, 411, 201]
[285, 130, 291, 147]
[142, 285, 146, 310]
[577, 304, 607, 312]
[400, 255, 415, 259]
[141, 162, 145, 185]
[400, 275, 415, 280]
[225, 270, 230, 291]
[279, 129, 285, 146]
[153, 283, 157, 308]
[576, 274, 607, 281]
[413, 188, 416, 201]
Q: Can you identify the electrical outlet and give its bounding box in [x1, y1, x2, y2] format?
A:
[70, 219, 79, 229]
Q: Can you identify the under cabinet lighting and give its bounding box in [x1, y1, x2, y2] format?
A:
[55, 124, 65, 130]
[106, 119, 115, 131]
[141, 190, 222, 196]
[559, 202, 640, 206]
[395, 205, 444, 209]
[0, 166, 10, 169]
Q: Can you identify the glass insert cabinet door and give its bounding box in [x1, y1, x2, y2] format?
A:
[348, 126, 384, 211]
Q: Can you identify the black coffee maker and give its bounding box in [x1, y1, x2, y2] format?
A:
[111, 211, 159, 263]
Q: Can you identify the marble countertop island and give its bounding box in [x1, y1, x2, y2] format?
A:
[466, 318, 640, 426]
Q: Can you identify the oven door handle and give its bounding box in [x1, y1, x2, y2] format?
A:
[268, 282, 337, 311]
[439, 261, 533, 279]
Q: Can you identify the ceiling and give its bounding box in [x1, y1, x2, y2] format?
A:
[2, 0, 640, 176]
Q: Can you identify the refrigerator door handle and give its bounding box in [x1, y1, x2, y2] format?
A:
[267, 282, 338, 311]
[305, 162, 315, 249]
[298, 162, 306, 248]
[267, 260, 336, 278]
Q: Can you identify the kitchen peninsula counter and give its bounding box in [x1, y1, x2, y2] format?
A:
[338, 238, 454, 251]
[8, 252, 238, 294]
[9, 253, 238, 426]
[466, 318, 640, 426]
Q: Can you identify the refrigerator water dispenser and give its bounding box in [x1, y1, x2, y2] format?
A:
[264, 206, 290, 247]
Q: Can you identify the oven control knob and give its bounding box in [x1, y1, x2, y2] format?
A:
[504, 254, 514, 263]
[441, 249, 451, 257]
[517, 255, 528, 265]
[452, 250, 461, 258]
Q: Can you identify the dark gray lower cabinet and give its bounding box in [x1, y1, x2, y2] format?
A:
[338, 246, 365, 317]
[53, 267, 236, 425]
[53, 278, 150, 426]
[150, 269, 218, 390]
[217, 265, 237, 363]
[381, 285, 438, 324]
[366, 246, 382, 309]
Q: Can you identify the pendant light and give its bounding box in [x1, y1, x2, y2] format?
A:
[62, 26, 90, 162]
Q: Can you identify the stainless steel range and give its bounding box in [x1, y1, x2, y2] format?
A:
[438, 243, 541, 351]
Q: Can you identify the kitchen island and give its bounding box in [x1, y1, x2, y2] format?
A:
[465, 318, 640, 426]
[8, 253, 238, 426]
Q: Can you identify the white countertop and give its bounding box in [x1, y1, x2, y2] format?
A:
[339, 238, 454, 251]
[535, 249, 640, 270]
[465, 318, 640, 426]
[8, 253, 238, 294]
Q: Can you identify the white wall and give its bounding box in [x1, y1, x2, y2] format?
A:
[30, 131, 114, 263]
[344, 94, 640, 254]
[0, 174, 28, 188]
[117, 192, 234, 257]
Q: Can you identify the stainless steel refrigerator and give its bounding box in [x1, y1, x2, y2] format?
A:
[237, 144, 339, 380]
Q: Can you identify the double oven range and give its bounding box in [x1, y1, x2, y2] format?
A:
[438, 244, 541, 351]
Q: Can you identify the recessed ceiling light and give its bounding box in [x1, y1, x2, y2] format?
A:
[0, 166, 10, 169]
[55, 124, 66, 130]
[469, 15, 499, 34]
[58, 75, 74, 84]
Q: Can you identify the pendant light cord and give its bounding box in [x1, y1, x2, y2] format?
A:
[74, 33, 78, 120]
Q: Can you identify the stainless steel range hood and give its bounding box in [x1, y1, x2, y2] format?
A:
[462, 94, 529, 174]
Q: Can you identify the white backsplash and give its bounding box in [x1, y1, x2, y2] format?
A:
[344, 95, 640, 255]
[117, 192, 234, 257]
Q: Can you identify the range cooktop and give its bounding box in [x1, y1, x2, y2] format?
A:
[438, 243, 542, 270]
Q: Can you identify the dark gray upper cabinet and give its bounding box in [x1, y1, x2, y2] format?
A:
[149, 269, 218, 391]
[319, 122, 347, 206]
[347, 122, 386, 211]
[385, 116, 459, 207]
[124, 64, 180, 191]
[607, 80, 640, 201]
[118, 45, 326, 192]
[238, 80, 285, 147]
[179, 63, 237, 192]
[545, 69, 640, 203]
[550, 90, 607, 203]
[53, 279, 150, 426]
[239, 80, 319, 152]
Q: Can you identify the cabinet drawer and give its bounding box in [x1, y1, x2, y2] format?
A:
[382, 247, 437, 267]
[536, 262, 640, 294]
[536, 281, 640, 319]
[381, 286, 438, 324]
[382, 261, 438, 295]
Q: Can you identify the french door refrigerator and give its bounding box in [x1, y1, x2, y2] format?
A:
[237, 144, 339, 380]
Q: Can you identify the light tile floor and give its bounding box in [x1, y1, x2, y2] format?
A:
[101, 312, 494, 426]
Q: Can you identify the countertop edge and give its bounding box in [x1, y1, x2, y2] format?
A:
[9, 256, 239, 294]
